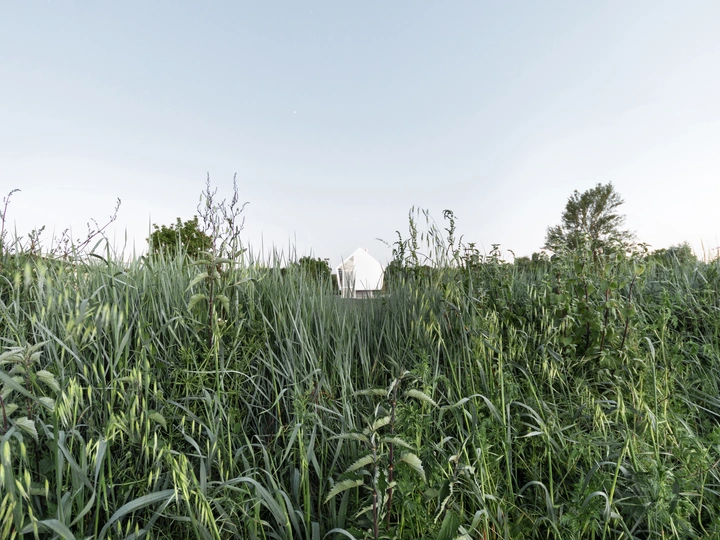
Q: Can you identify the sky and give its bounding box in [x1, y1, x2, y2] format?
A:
[2, 1, 719, 267]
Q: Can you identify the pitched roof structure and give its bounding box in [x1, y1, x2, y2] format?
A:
[335, 248, 384, 298]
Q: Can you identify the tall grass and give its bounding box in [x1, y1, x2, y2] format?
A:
[1, 199, 719, 538]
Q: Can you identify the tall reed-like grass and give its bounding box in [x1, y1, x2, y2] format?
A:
[0, 197, 719, 538]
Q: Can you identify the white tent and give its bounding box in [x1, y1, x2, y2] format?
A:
[335, 248, 384, 298]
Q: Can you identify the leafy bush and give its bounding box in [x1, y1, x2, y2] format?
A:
[1, 188, 719, 538]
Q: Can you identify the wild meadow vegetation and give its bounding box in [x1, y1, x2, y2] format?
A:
[1, 184, 719, 539]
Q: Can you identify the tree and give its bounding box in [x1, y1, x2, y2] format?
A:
[148, 216, 213, 259]
[295, 256, 332, 286]
[382, 258, 406, 290]
[648, 242, 697, 266]
[544, 183, 635, 259]
[514, 251, 550, 272]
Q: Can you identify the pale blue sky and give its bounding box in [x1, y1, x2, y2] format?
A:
[2, 1, 719, 265]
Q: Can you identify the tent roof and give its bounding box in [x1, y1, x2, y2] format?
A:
[335, 248, 384, 292]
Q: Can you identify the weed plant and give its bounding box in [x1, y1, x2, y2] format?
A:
[0, 193, 719, 538]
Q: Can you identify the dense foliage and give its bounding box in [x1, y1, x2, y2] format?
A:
[294, 256, 333, 290]
[148, 217, 213, 259]
[545, 183, 636, 259]
[1, 202, 719, 539]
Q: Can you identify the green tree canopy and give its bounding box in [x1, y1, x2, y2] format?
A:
[513, 251, 550, 271]
[295, 256, 332, 285]
[544, 183, 635, 259]
[648, 242, 697, 266]
[148, 216, 212, 259]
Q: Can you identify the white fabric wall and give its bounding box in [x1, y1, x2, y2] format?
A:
[335, 248, 384, 297]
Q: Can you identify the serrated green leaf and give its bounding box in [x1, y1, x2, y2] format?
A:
[215, 294, 230, 313]
[3, 403, 18, 416]
[35, 370, 60, 393]
[435, 480, 452, 522]
[382, 436, 413, 449]
[346, 454, 374, 473]
[437, 508, 461, 540]
[188, 293, 207, 311]
[371, 415, 391, 432]
[0, 347, 25, 364]
[149, 411, 167, 429]
[403, 389, 437, 407]
[324, 478, 365, 503]
[38, 396, 55, 412]
[354, 389, 387, 397]
[330, 432, 370, 444]
[399, 452, 426, 482]
[14, 417, 38, 441]
[187, 272, 209, 290]
[354, 503, 375, 519]
[0, 371, 36, 402]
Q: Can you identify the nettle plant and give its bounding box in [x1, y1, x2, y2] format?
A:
[0, 342, 60, 536]
[185, 175, 250, 349]
[325, 372, 436, 539]
[0, 342, 58, 441]
[548, 235, 646, 362]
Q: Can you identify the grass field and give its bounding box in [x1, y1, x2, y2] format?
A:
[1, 209, 719, 539]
